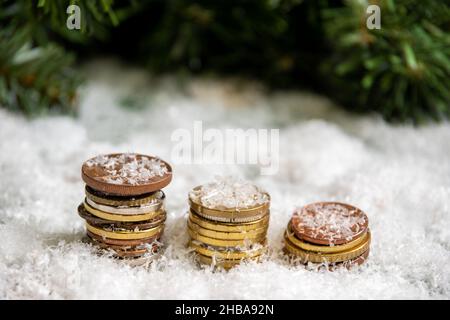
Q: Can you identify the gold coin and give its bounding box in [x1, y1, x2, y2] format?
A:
[83, 201, 163, 222]
[188, 187, 270, 223]
[190, 202, 269, 223]
[189, 200, 270, 222]
[195, 253, 262, 269]
[187, 219, 267, 240]
[188, 241, 266, 259]
[283, 231, 371, 264]
[85, 197, 164, 215]
[187, 227, 266, 247]
[189, 210, 269, 232]
[85, 186, 165, 207]
[86, 222, 163, 240]
[285, 222, 369, 254]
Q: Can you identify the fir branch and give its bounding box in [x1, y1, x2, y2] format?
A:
[0, 0, 137, 116]
[321, 0, 450, 122]
[0, 25, 80, 116]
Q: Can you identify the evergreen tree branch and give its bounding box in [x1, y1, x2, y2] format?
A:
[0, 24, 80, 116]
[320, 0, 450, 122]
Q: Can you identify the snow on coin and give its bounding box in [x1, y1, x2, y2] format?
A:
[189, 176, 269, 210]
[82, 153, 172, 195]
[291, 202, 368, 245]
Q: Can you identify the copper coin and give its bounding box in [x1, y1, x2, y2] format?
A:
[78, 204, 166, 229]
[85, 186, 165, 208]
[291, 202, 368, 245]
[86, 230, 162, 246]
[81, 153, 172, 196]
[85, 185, 162, 203]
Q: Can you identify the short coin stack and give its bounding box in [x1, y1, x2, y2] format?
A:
[78, 153, 172, 264]
[284, 202, 370, 270]
[187, 177, 270, 269]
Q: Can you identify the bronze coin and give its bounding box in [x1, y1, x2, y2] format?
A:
[86, 230, 162, 246]
[188, 185, 270, 223]
[77, 204, 166, 229]
[291, 202, 368, 245]
[81, 153, 172, 196]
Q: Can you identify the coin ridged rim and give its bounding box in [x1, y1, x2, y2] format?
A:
[87, 236, 159, 252]
[83, 201, 163, 222]
[87, 230, 162, 246]
[335, 249, 370, 269]
[188, 219, 267, 240]
[285, 222, 369, 254]
[188, 227, 266, 247]
[189, 210, 269, 232]
[189, 198, 270, 221]
[85, 197, 164, 215]
[284, 247, 370, 270]
[81, 153, 173, 196]
[190, 204, 269, 223]
[188, 186, 270, 222]
[85, 186, 165, 207]
[86, 222, 163, 240]
[188, 241, 266, 259]
[283, 231, 371, 263]
[88, 215, 166, 232]
[78, 204, 166, 229]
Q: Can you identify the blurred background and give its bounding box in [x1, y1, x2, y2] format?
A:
[1, 0, 448, 123]
[1, 1, 450, 299]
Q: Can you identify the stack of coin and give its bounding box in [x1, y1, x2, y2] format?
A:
[187, 178, 270, 269]
[284, 202, 370, 270]
[78, 153, 172, 263]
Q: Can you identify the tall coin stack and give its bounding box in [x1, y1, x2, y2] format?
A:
[78, 153, 172, 264]
[283, 202, 371, 270]
[187, 177, 270, 269]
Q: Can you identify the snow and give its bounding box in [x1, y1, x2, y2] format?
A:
[189, 176, 269, 210]
[0, 59, 449, 299]
[85, 153, 169, 185]
[293, 203, 367, 243]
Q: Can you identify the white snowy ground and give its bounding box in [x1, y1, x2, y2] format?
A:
[0, 60, 449, 299]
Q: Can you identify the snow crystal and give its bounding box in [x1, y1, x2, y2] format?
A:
[293, 203, 367, 243]
[0, 60, 449, 299]
[86, 153, 169, 185]
[189, 176, 269, 210]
